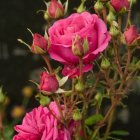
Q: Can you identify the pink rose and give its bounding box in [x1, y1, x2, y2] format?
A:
[111, 0, 129, 12]
[48, 12, 110, 77]
[39, 71, 59, 94]
[124, 25, 139, 45]
[31, 33, 48, 54]
[13, 102, 71, 140]
[48, 0, 64, 19]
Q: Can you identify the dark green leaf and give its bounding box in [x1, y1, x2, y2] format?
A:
[110, 130, 129, 136]
[107, 136, 122, 140]
[85, 114, 103, 126]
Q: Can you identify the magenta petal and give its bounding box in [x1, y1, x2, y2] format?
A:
[62, 63, 93, 78]
[49, 44, 79, 64]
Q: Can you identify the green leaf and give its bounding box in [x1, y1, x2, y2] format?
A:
[107, 136, 122, 140]
[110, 130, 129, 136]
[3, 125, 14, 140]
[85, 114, 103, 126]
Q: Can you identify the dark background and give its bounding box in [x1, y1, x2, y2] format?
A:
[0, 0, 140, 139]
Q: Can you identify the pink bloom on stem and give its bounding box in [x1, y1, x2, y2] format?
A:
[13, 102, 72, 140]
[48, 0, 64, 19]
[31, 33, 48, 54]
[48, 12, 111, 77]
[39, 71, 59, 94]
[111, 0, 129, 12]
[124, 25, 139, 45]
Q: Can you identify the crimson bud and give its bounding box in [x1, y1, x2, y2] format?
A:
[31, 33, 49, 54]
[124, 25, 139, 45]
[48, 0, 64, 19]
[39, 71, 59, 94]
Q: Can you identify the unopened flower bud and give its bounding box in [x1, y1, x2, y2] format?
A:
[77, 0, 86, 13]
[107, 11, 116, 24]
[124, 25, 139, 45]
[94, 1, 104, 12]
[31, 33, 49, 54]
[95, 92, 102, 101]
[39, 71, 59, 94]
[44, 11, 49, 20]
[111, 0, 129, 12]
[48, 0, 64, 19]
[40, 96, 51, 106]
[11, 106, 25, 118]
[101, 58, 110, 69]
[83, 38, 89, 55]
[73, 110, 82, 121]
[109, 24, 120, 37]
[75, 79, 84, 92]
[22, 86, 33, 98]
[0, 87, 6, 104]
[72, 35, 83, 57]
[72, 35, 89, 57]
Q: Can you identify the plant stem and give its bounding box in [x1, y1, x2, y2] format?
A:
[52, 95, 66, 126]
[79, 57, 83, 82]
[41, 54, 53, 73]
[104, 106, 115, 139]
[89, 96, 119, 140]
[125, 6, 131, 30]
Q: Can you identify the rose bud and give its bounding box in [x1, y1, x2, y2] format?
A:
[72, 35, 89, 57]
[94, 0, 103, 12]
[101, 58, 110, 70]
[31, 33, 49, 54]
[73, 110, 82, 121]
[39, 71, 59, 94]
[124, 25, 139, 45]
[47, 0, 64, 19]
[111, 0, 129, 12]
[77, 0, 86, 13]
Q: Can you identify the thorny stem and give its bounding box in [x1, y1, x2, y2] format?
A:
[52, 95, 66, 126]
[112, 39, 123, 77]
[118, 47, 131, 92]
[104, 99, 115, 139]
[41, 54, 53, 73]
[125, 7, 131, 31]
[89, 96, 119, 140]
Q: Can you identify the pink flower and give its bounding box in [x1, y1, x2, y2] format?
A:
[48, 12, 110, 77]
[111, 0, 129, 12]
[31, 33, 48, 54]
[124, 25, 139, 45]
[13, 102, 71, 140]
[39, 71, 59, 94]
[48, 0, 64, 19]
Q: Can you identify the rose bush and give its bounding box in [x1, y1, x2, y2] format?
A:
[48, 12, 110, 77]
[13, 102, 71, 140]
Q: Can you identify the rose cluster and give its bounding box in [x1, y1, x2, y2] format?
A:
[13, 0, 140, 139]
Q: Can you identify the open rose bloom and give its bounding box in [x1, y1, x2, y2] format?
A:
[48, 12, 111, 77]
[13, 102, 72, 140]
